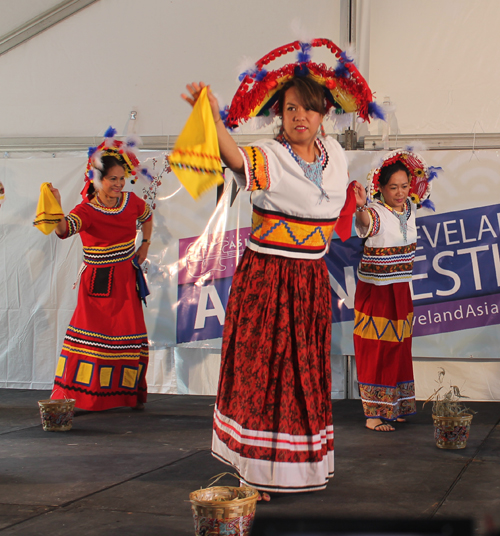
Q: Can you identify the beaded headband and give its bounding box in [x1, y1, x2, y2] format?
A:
[223, 39, 384, 129]
[82, 127, 153, 199]
[367, 148, 441, 209]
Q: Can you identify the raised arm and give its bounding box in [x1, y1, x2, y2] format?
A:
[48, 184, 68, 236]
[181, 82, 244, 174]
[353, 181, 370, 228]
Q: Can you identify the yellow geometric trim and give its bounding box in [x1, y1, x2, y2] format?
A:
[354, 311, 413, 342]
[100, 366, 113, 387]
[62, 344, 140, 360]
[240, 146, 270, 191]
[75, 361, 94, 385]
[122, 367, 138, 389]
[252, 211, 334, 249]
[55, 356, 66, 378]
[67, 327, 147, 341]
[83, 239, 135, 254]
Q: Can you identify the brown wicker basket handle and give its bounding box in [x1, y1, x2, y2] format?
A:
[207, 472, 242, 488]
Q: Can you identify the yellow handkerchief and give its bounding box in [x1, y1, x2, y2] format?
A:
[169, 86, 224, 199]
[33, 182, 64, 235]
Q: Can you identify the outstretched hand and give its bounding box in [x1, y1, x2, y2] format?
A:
[48, 183, 62, 206]
[352, 180, 367, 208]
[181, 82, 221, 122]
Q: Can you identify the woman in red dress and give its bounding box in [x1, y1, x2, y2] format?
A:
[181, 39, 383, 493]
[49, 131, 153, 411]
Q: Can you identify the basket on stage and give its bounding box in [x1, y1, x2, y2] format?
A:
[38, 398, 76, 432]
[189, 484, 258, 536]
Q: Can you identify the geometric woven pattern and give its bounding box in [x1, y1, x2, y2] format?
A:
[240, 146, 271, 191]
[354, 311, 413, 342]
[83, 239, 136, 266]
[250, 205, 336, 255]
[359, 381, 416, 420]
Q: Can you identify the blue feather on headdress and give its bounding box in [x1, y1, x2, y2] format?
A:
[219, 106, 229, 125]
[421, 198, 436, 211]
[87, 146, 97, 158]
[334, 63, 350, 79]
[255, 69, 268, 81]
[239, 66, 260, 82]
[104, 126, 117, 138]
[297, 42, 312, 64]
[368, 101, 386, 121]
[428, 166, 442, 181]
[340, 50, 354, 64]
[88, 169, 94, 179]
[295, 64, 310, 77]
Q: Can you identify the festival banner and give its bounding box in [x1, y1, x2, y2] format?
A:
[137, 151, 500, 358]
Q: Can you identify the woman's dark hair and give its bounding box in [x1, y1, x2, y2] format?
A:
[100, 155, 126, 178]
[378, 161, 410, 187]
[277, 76, 326, 116]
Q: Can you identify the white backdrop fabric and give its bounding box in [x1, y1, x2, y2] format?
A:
[2, 147, 500, 400]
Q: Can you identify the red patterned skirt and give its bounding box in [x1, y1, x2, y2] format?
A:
[212, 249, 334, 493]
[353, 280, 416, 420]
[52, 259, 148, 411]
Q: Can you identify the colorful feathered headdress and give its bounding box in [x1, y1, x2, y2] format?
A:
[223, 39, 384, 130]
[367, 148, 441, 210]
[82, 127, 154, 199]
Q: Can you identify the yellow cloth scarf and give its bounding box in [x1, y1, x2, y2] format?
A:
[169, 86, 224, 199]
[33, 182, 64, 235]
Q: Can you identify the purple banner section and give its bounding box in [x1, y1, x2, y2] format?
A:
[413, 293, 500, 337]
[178, 228, 251, 285]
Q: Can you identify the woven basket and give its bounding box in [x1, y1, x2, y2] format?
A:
[433, 414, 473, 449]
[38, 399, 76, 432]
[189, 485, 258, 536]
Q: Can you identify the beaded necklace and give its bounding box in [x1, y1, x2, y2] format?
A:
[277, 135, 329, 203]
[381, 198, 411, 242]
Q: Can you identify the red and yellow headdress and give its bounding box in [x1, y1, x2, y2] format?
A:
[223, 39, 384, 129]
[367, 148, 441, 209]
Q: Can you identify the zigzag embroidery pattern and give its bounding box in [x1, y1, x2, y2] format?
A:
[67, 326, 147, 341]
[354, 313, 413, 343]
[138, 203, 152, 223]
[61, 344, 143, 360]
[255, 219, 328, 247]
[83, 240, 136, 265]
[64, 335, 143, 351]
[241, 146, 270, 191]
[89, 192, 129, 215]
[66, 213, 82, 236]
[362, 253, 415, 266]
[358, 271, 413, 283]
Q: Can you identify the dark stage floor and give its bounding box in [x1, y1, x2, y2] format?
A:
[0, 389, 499, 535]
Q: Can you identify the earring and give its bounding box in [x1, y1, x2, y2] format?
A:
[320, 123, 326, 137]
[380, 192, 385, 204]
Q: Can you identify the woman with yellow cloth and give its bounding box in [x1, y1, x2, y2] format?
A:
[180, 39, 383, 494]
[47, 128, 153, 411]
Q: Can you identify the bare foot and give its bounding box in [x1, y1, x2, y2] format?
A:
[366, 418, 395, 432]
[257, 492, 271, 502]
[395, 417, 406, 423]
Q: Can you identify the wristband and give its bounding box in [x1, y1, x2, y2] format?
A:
[142, 238, 151, 244]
